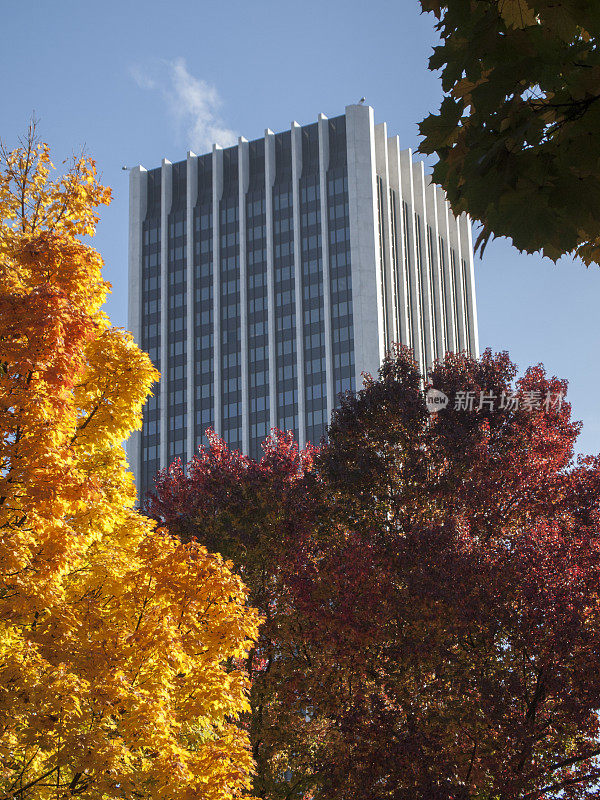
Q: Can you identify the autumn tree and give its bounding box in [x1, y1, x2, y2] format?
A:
[304, 346, 600, 799]
[0, 127, 259, 800]
[418, 0, 600, 264]
[149, 336, 600, 800]
[151, 346, 600, 799]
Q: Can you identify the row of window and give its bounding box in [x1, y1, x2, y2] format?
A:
[169, 390, 186, 405]
[221, 232, 239, 248]
[196, 212, 211, 231]
[250, 395, 269, 412]
[250, 370, 269, 387]
[306, 356, 326, 375]
[169, 294, 185, 310]
[276, 314, 296, 331]
[329, 226, 350, 244]
[250, 421, 270, 441]
[196, 382, 213, 399]
[146, 215, 347, 257]
[196, 358, 213, 375]
[169, 413, 187, 430]
[302, 234, 322, 252]
[143, 444, 160, 461]
[278, 389, 298, 407]
[248, 248, 267, 265]
[196, 407, 213, 425]
[143, 227, 160, 245]
[333, 350, 354, 368]
[169, 219, 185, 238]
[168, 246, 186, 261]
[196, 239, 211, 255]
[141, 164, 353, 482]
[248, 225, 266, 241]
[221, 303, 241, 320]
[333, 324, 353, 343]
[221, 205, 239, 223]
[223, 401, 242, 419]
[306, 408, 328, 428]
[222, 351, 240, 368]
[150, 253, 338, 294]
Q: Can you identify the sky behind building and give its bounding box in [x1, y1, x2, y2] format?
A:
[3, 0, 599, 456]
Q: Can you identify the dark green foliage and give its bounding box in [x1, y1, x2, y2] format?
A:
[419, 0, 600, 264]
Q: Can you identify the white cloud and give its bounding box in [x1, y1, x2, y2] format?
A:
[130, 58, 237, 152]
[129, 64, 156, 91]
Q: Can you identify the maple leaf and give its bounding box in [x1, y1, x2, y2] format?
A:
[498, 0, 537, 29]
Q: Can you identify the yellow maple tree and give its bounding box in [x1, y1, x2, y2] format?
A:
[0, 125, 260, 800]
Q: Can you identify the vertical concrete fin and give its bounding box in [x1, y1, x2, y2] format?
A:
[460, 213, 480, 357]
[159, 158, 172, 469]
[435, 186, 457, 354]
[399, 149, 423, 372]
[291, 121, 306, 448]
[449, 200, 466, 352]
[425, 174, 445, 362]
[127, 165, 147, 497]
[186, 151, 197, 461]
[345, 103, 382, 389]
[412, 159, 435, 376]
[387, 137, 411, 347]
[238, 137, 250, 454]
[264, 129, 277, 435]
[212, 145, 223, 435]
[374, 122, 395, 353]
[318, 113, 334, 422]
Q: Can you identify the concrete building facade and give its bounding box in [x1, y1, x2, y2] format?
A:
[128, 104, 479, 498]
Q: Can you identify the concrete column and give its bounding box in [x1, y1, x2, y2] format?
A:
[399, 149, 423, 372]
[387, 137, 410, 347]
[436, 188, 458, 354]
[291, 121, 306, 448]
[459, 213, 480, 357]
[345, 103, 383, 388]
[264, 129, 277, 434]
[447, 206, 467, 352]
[212, 145, 223, 435]
[425, 175, 446, 361]
[127, 165, 147, 491]
[374, 122, 395, 351]
[159, 158, 172, 470]
[412, 160, 436, 374]
[186, 151, 197, 461]
[455, 219, 468, 353]
[318, 113, 334, 421]
[238, 137, 250, 454]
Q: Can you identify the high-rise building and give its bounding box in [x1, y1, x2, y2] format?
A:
[128, 104, 479, 498]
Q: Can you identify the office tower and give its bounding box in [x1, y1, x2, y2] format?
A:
[128, 104, 479, 498]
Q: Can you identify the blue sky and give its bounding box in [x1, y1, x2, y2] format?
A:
[3, 0, 599, 456]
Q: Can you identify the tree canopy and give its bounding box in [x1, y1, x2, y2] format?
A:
[419, 0, 600, 265]
[151, 346, 600, 800]
[0, 128, 259, 800]
[310, 347, 600, 798]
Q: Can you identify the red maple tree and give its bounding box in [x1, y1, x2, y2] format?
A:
[148, 431, 327, 798]
[151, 347, 600, 800]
